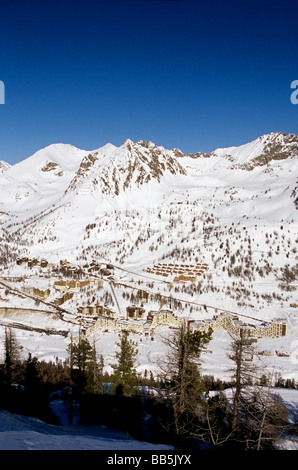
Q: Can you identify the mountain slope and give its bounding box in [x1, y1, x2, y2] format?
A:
[0, 160, 11, 174]
[0, 131, 297, 389]
[0, 132, 296, 254]
[0, 132, 297, 316]
[2, 132, 297, 214]
[64, 139, 187, 198]
[210, 132, 298, 170]
[0, 144, 88, 214]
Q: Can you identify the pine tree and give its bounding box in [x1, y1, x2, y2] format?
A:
[72, 338, 94, 374]
[4, 327, 21, 387]
[158, 324, 212, 437]
[84, 345, 105, 394]
[111, 330, 139, 395]
[67, 335, 96, 393]
[24, 352, 39, 393]
[201, 391, 233, 448]
[227, 330, 257, 431]
[227, 331, 289, 449]
[242, 383, 289, 450]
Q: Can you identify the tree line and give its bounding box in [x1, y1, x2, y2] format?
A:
[0, 326, 296, 450]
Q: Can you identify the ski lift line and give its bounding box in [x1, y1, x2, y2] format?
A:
[109, 281, 122, 317]
[0, 279, 79, 326]
[2, 256, 270, 331]
[0, 318, 68, 336]
[113, 264, 172, 284]
[91, 337, 101, 345]
[112, 279, 267, 324]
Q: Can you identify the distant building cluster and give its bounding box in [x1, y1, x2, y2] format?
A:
[193, 313, 289, 339]
[14, 257, 288, 342]
[53, 291, 74, 306]
[16, 257, 114, 278]
[54, 278, 103, 290]
[16, 257, 49, 268]
[78, 304, 115, 317]
[21, 286, 51, 299]
[59, 259, 114, 278]
[85, 307, 288, 340]
[145, 262, 208, 282]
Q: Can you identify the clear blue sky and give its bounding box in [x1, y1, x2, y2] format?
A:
[0, 0, 297, 164]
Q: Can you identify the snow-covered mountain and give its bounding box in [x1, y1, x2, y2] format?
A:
[0, 160, 11, 174]
[210, 132, 298, 167]
[0, 130, 297, 400]
[1, 131, 297, 267]
[1, 131, 297, 258]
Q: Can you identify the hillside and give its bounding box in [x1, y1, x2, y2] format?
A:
[0, 409, 175, 450]
[0, 388, 297, 450]
[0, 131, 297, 383]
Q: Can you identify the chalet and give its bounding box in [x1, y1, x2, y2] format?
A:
[16, 257, 28, 265]
[33, 287, 50, 299]
[28, 258, 38, 268]
[137, 290, 149, 300]
[54, 279, 96, 290]
[174, 274, 196, 283]
[87, 264, 100, 273]
[68, 280, 77, 290]
[100, 268, 112, 276]
[96, 305, 115, 317]
[53, 291, 74, 306]
[60, 259, 69, 266]
[54, 280, 68, 290]
[126, 305, 146, 320]
[78, 305, 116, 317]
[148, 309, 185, 328]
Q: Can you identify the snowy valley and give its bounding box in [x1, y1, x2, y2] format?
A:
[0, 131, 297, 384]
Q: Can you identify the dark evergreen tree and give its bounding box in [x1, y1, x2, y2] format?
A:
[4, 327, 21, 387]
[67, 335, 102, 395]
[158, 324, 212, 438]
[227, 332, 290, 449]
[201, 391, 233, 448]
[84, 345, 105, 394]
[227, 331, 257, 431]
[24, 353, 39, 393]
[111, 329, 139, 395]
[72, 337, 94, 374]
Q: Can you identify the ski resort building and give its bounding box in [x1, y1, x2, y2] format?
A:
[191, 313, 289, 339]
[126, 305, 146, 320]
[242, 318, 288, 339]
[78, 305, 116, 317]
[21, 286, 51, 299]
[54, 279, 101, 290]
[85, 308, 288, 340]
[148, 309, 185, 328]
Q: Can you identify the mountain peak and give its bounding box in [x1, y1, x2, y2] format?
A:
[0, 160, 11, 174]
[210, 131, 298, 169]
[121, 138, 134, 149]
